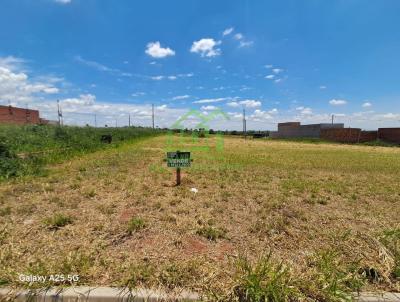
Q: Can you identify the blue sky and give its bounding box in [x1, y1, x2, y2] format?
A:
[1, 0, 399, 130]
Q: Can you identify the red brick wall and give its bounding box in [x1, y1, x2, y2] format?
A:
[378, 128, 400, 144]
[359, 131, 378, 143]
[0, 105, 40, 125]
[320, 128, 362, 143]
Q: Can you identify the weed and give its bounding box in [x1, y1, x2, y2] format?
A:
[83, 189, 96, 198]
[380, 229, 400, 279]
[233, 253, 298, 301]
[43, 213, 73, 229]
[0, 206, 11, 216]
[127, 217, 147, 234]
[196, 226, 226, 241]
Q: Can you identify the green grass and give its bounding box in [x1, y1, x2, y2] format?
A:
[233, 253, 298, 301]
[196, 226, 226, 241]
[43, 213, 73, 229]
[0, 124, 163, 180]
[127, 217, 147, 234]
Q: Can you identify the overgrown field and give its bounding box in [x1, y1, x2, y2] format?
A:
[0, 124, 162, 179]
[1, 135, 399, 301]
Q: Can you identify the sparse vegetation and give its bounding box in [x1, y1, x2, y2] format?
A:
[127, 217, 147, 234]
[196, 226, 226, 241]
[0, 135, 399, 298]
[43, 213, 73, 229]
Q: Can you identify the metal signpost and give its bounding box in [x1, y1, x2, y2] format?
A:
[167, 151, 191, 186]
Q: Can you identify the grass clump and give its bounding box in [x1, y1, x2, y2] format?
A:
[305, 250, 364, 301]
[380, 228, 400, 279]
[196, 226, 226, 241]
[233, 253, 298, 302]
[43, 213, 73, 229]
[127, 217, 147, 234]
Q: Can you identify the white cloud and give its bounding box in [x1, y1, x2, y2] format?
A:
[190, 38, 221, 57]
[0, 57, 60, 104]
[239, 40, 254, 48]
[156, 104, 167, 110]
[131, 92, 146, 97]
[362, 102, 372, 108]
[193, 97, 228, 104]
[296, 106, 313, 115]
[145, 41, 175, 58]
[274, 78, 282, 83]
[168, 75, 177, 80]
[234, 33, 243, 40]
[54, 0, 71, 4]
[265, 64, 273, 69]
[222, 27, 234, 36]
[265, 75, 275, 79]
[239, 99, 261, 108]
[172, 95, 190, 100]
[62, 94, 96, 106]
[319, 85, 327, 89]
[201, 105, 217, 111]
[227, 102, 239, 107]
[272, 68, 283, 74]
[150, 75, 164, 80]
[250, 109, 274, 121]
[74, 56, 132, 77]
[329, 99, 347, 106]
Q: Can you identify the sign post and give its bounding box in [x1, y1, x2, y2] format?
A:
[167, 151, 191, 186]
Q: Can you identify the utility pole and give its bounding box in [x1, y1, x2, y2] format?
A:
[94, 114, 97, 128]
[128, 114, 131, 127]
[152, 104, 155, 129]
[331, 114, 335, 125]
[115, 118, 118, 128]
[243, 107, 247, 139]
[57, 100, 63, 126]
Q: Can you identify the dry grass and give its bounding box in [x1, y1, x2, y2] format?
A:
[0, 135, 399, 300]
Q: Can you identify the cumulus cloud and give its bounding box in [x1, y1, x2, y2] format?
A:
[272, 68, 283, 74]
[190, 38, 221, 57]
[296, 106, 313, 115]
[362, 102, 372, 108]
[222, 27, 234, 36]
[227, 102, 240, 107]
[329, 99, 347, 106]
[0, 56, 60, 104]
[239, 99, 261, 108]
[145, 41, 175, 58]
[62, 94, 96, 106]
[265, 75, 275, 80]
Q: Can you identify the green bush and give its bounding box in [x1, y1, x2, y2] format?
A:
[0, 125, 163, 180]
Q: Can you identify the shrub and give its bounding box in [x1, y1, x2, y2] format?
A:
[0, 142, 21, 179]
[127, 217, 146, 234]
[44, 213, 73, 229]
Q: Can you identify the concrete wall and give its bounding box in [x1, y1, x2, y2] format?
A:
[0, 105, 40, 125]
[378, 128, 400, 144]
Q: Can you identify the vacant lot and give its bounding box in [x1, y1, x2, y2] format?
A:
[1, 135, 399, 300]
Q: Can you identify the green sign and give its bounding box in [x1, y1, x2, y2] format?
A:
[167, 151, 191, 167]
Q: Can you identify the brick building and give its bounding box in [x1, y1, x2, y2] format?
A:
[0, 105, 47, 125]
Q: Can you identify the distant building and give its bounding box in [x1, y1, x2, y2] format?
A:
[0, 105, 54, 125]
[270, 122, 344, 139]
